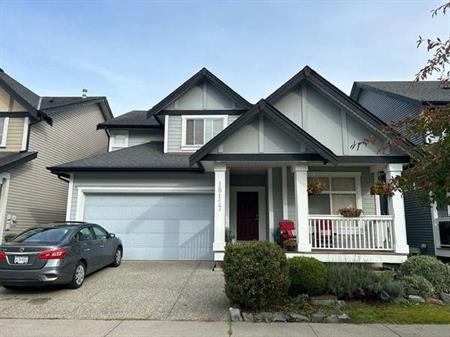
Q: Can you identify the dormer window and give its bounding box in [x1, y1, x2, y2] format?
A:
[182, 115, 227, 150]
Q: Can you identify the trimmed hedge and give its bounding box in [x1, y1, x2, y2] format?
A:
[223, 241, 289, 310]
[288, 257, 327, 296]
[400, 256, 450, 293]
[401, 275, 435, 298]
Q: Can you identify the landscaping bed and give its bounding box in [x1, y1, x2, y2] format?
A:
[223, 242, 450, 324]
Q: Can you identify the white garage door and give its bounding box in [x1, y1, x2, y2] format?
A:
[83, 193, 214, 260]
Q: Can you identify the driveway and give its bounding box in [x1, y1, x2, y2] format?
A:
[0, 261, 229, 321]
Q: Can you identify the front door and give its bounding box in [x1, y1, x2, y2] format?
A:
[236, 192, 259, 241]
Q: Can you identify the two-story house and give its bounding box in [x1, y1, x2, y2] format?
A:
[0, 68, 112, 239]
[351, 81, 450, 258]
[50, 66, 412, 263]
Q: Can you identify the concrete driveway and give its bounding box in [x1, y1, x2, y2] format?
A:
[0, 261, 229, 321]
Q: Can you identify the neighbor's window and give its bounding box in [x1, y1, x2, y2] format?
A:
[308, 175, 359, 215]
[184, 117, 224, 146]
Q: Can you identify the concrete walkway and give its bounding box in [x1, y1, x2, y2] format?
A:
[0, 320, 449, 337]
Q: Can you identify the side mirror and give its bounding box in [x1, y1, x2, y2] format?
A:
[108, 233, 116, 239]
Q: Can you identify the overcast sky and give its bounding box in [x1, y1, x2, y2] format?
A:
[0, 0, 448, 116]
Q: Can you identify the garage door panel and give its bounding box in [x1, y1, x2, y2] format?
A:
[83, 194, 214, 260]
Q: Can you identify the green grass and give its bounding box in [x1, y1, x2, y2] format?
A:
[347, 302, 450, 324]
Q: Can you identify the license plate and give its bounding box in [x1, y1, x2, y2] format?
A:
[13, 256, 29, 264]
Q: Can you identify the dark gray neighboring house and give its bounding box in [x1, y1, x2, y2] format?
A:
[351, 81, 450, 257]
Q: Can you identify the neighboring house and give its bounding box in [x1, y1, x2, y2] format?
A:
[0, 68, 112, 239]
[351, 81, 450, 258]
[50, 66, 412, 263]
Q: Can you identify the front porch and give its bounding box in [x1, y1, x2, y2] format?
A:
[212, 162, 409, 264]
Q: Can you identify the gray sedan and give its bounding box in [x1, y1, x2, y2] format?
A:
[0, 222, 123, 289]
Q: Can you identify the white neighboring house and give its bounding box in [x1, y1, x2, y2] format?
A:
[50, 67, 412, 263]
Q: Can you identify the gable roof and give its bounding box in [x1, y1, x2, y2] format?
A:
[351, 81, 450, 103]
[189, 99, 338, 165]
[48, 141, 201, 177]
[97, 110, 161, 129]
[0, 151, 37, 171]
[147, 68, 252, 118]
[0, 68, 113, 124]
[266, 65, 416, 154]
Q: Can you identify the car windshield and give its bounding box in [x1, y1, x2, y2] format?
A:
[13, 227, 73, 243]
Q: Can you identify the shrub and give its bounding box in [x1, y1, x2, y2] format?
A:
[327, 264, 403, 301]
[401, 275, 435, 298]
[400, 256, 450, 293]
[223, 241, 289, 310]
[288, 257, 327, 296]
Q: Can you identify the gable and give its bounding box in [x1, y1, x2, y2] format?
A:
[272, 82, 401, 156]
[0, 87, 26, 112]
[165, 80, 240, 110]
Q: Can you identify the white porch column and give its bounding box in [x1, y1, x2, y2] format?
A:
[213, 164, 227, 259]
[385, 163, 409, 254]
[292, 163, 311, 252]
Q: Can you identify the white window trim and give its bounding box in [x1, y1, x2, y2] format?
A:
[21, 117, 29, 151]
[0, 117, 9, 147]
[181, 115, 228, 151]
[307, 172, 362, 215]
[108, 130, 129, 151]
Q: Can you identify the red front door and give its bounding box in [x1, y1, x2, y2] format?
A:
[236, 191, 259, 241]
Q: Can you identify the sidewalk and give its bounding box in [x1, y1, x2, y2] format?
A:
[0, 319, 449, 337]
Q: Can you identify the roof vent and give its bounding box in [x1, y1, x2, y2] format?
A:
[81, 88, 88, 98]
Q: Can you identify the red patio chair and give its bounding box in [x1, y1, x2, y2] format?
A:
[279, 220, 296, 243]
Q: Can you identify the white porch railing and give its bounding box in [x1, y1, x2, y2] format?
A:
[309, 215, 394, 251]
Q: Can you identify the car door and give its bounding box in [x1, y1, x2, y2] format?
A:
[92, 226, 113, 267]
[76, 227, 97, 273]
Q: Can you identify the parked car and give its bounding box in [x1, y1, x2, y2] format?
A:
[0, 222, 122, 289]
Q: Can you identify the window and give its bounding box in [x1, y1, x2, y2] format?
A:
[308, 174, 361, 215]
[92, 226, 108, 240]
[0, 117, 9, 147]
[13, 227, 71, 243]
[76, 227, 94, 241]
[182, 116, 226, 148]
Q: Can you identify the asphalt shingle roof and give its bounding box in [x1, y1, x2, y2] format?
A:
[40, 96, 106, 111]
[0, 152, 37, 171]
[0, 69, 41, 109]
[97, 110, 160, 128]
[48, 142, 200, 173]
[355, 81, 450, 103]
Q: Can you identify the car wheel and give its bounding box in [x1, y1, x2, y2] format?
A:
[111, 247, 122, 267]
[68, 262, 86, 289]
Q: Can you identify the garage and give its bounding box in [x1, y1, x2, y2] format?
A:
[83, 193, 214, 260]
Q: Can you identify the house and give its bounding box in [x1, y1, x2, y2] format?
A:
[0, 68, 112, 239]
[49, 66, 412, 263]
[351, 81, 450, 258]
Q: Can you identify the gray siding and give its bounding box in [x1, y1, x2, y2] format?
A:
[5, 104, 108, 233]
[128, 129, 163, 147]
[404, 193, 435, 255]
[167, 115, 182, 152]
[356, 89, 423, 144]
[69, 172, 214, 220]
[272, 168, 283, 225]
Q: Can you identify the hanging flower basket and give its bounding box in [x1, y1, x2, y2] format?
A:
[370, 180, 394, 197]
[338, 207, 363, 218]
[283, 238, 297, 252]
[307, 179, 326, 194]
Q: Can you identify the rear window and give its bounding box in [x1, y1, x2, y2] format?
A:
[13, 228, 72, 243]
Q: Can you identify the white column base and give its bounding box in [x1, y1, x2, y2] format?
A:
[395, 244, 410, 255]
[213, 242, 225, 252]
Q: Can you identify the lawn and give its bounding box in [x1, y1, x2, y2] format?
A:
[346, 302, 450, 324]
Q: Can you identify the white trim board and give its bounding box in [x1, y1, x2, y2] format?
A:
[230, 186, 267, 241]
[0, 173, 10, 243]
[267, 168, 274, 242]
[21, 117, 29, 151]
[0, 117, 9, 147]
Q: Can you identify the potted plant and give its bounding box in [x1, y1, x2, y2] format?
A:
[338, 207, 363, 218]
[307, 179, 326, 194]
[283, 238, 297, 251]
[370, 180, 394, 197]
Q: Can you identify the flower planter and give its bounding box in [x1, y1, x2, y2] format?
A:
[370, 181, 394, 197]
[338, 207, 363, 218]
